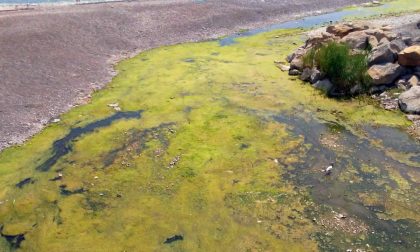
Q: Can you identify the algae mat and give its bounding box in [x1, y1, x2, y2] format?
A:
[0, 27, 419, 251]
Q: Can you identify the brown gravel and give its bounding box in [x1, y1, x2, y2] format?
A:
[0, 0, 369, 151]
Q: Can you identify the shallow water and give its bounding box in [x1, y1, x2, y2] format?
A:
[219, 0, 420, 46]
[0, 2, 420, 251]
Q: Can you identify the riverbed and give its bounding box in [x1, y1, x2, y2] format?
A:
[0, 1, 420, 251]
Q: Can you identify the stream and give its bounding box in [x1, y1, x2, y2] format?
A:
[0, 1, 419, 251]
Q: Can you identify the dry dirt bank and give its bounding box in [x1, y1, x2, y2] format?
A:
[0, 0, 368, 151]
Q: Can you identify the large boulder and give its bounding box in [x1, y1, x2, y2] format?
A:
[389, 38, 407, 53]
[326, 23, 366, 38]
[368, 63, 404, 85]
[398, 86, 420, 114]
[368, 43, 396, 65]
[364, 29, 387, 41]
[398, 45, 420, 66]
[305, 32, 336, 48]
[341, 31, 369, 49]
[369, 38, 407, 65]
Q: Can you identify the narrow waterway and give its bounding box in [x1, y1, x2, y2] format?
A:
[0, 2, 419, 251]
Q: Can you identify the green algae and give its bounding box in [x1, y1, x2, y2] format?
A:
[0, 14, 419, 252]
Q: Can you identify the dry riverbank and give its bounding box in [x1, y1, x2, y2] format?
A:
[0, 0, 369, 151]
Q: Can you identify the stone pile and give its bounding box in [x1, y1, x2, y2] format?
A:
[280, 22, 420, 115]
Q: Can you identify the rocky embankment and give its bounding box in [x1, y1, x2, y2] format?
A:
[278, 21, 420, 138]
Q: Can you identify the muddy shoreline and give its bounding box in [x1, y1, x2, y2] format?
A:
[0, 0, 371, 151]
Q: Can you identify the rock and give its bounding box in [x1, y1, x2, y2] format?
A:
[350, 84, 362, 95]
[398, 45, 420, 66]
[305, 32, 336, 47]
[396, 78, 409, 90]
[408, 75, 419, 87]
[310, 69, 322, 84]
[326, 23, 365, 38]
[389, 38, 407, 53]
[364, 29, 387, 42]
[402, 36, 413, 46]
[287, 46, 306, 64]
[275, 63, 290, 72]
[300, 68, 312, 81]
[289, 69, 301, 76]
[341, 31, 369, 49]
[378, 37, 389, 45]
[414, 36, 420, 45]
[381, 25, 393, 31]
[286, 52, 295, 63]
[399, 86, 420, 114]
[290, 52, 305, 71]
[368, 63, 404, 85]
[368, 36, 378, 48]
[369, 84, 389, 94]
[368, 43, 396, 65]
[313, 79, 333, 93]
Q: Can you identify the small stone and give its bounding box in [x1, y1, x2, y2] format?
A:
[275, 63, 290, 72]
[289, 69, 301, 76]
[338, 213, 347, 219]
[313, 79, 333, 94]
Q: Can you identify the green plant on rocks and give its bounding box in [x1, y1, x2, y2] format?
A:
[303, 42, 371, 94]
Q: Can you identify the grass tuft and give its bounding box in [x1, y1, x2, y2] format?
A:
[303, 42, 371, 94]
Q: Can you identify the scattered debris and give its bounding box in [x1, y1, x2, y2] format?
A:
[324, 163, 333, 176]
[107, 103, 121, 111]
[167, 155, 181, 169]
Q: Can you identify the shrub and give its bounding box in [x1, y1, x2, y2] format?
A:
[303, 42, 371, 94]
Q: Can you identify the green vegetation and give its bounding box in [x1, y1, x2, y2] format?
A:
[303, 42, 371, 94]
[0, 5, 419, 249]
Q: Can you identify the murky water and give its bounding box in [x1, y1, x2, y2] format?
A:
[0, 1, 419, 251]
